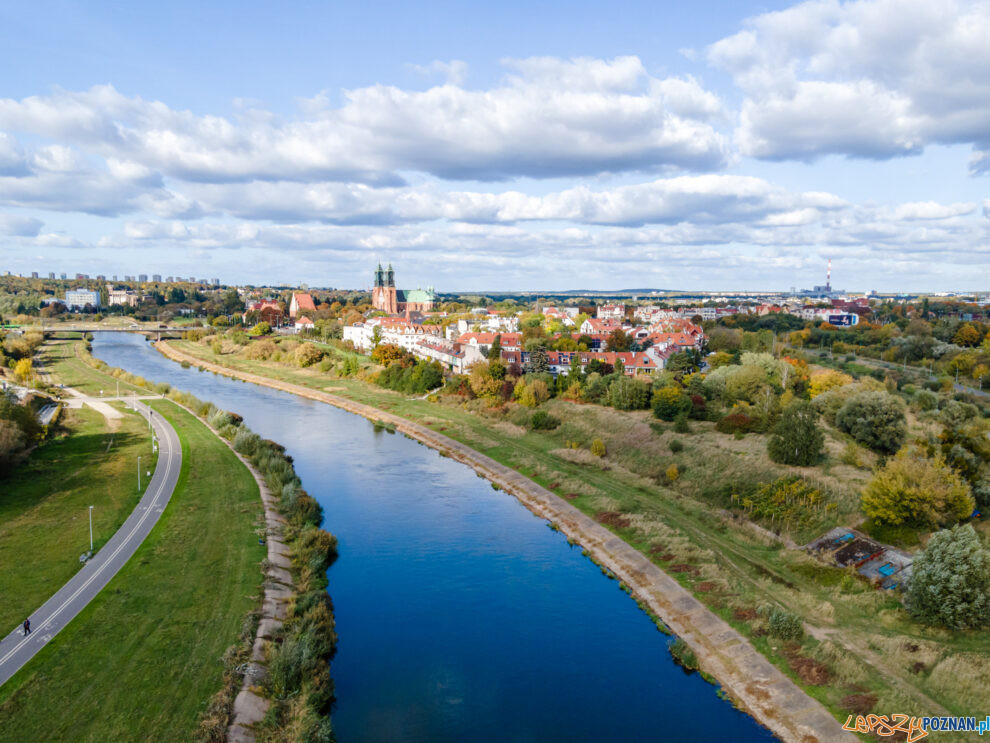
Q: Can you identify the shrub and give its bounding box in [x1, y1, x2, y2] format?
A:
[590, 438, 606, 457]
[652, 386, 691, 421]
[515, 378, 550, 408]
[530, 410, 561, 430]
[673, 412, 691, 433]
[907, 524, 989, 629]
[834, 391, 906, 454]
[668, 439, 684, 453]
[914, 389, 938, 411]
[759, 605, 804, 640]
[294, 343, 324, 368]
[665, 464, 679, 482]
[767, 401, 824, 466]
[861, 448, 974, 528]
[715, 411, 754, 434]
[248, 321, 271, 336]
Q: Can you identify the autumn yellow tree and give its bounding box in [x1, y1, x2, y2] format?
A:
[861, 448, 974, 528]
[808, 369, 853, 398]
[13, 358, 33, 382]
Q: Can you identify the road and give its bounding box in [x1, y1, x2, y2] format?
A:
[0, 398, 182, 687]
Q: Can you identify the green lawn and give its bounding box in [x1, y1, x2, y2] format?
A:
[0, 401, 264, 742]
[38, 339, 150, 397]
[0, 405, 155, 633]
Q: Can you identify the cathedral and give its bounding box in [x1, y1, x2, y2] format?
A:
[371, 264, 437, 315]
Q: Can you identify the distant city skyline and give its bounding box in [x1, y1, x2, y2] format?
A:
[1, 0, 988, 291]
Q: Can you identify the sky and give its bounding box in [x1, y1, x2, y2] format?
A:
[0, 0, 988, 292]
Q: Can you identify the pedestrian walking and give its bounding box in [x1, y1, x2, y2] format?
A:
[23, 619, 31, 636]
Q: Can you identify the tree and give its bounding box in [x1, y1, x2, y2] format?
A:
[488, 334, 502, 361]
[665, 351, 696, 375]
[607, 377, 651, 410]
[528, 345, 549, 374]
[767, 401, 824, 466]
[371, 343, 406, 366]
[468, 361, 504, 403]
[605, 329, 631, 352]
[907, 524, 989, 629]
[861, 449, 974, 528]
[952, 323, 982, 347]
[370, 325, 383, 348]
[249, 321, 272, 336]
[13, 358, 33, 382]
[809, 369, 854, 398]
[0, 418, 27, 474]
[834, 391, 906, 454]
[652, 387, 691, 421]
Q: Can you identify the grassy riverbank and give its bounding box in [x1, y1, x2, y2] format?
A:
[162, 336, 989, 734]
[0, 404, 154, 633]
[0, 401, 264, 742]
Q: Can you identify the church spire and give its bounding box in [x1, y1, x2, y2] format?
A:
[386, 263, 395, 287]
[375, 263, 384, 287]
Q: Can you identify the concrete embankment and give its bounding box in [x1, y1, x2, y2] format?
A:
[155, 342, 855, 743]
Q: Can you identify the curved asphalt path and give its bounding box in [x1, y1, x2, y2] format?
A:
[0, 398, 182, 687]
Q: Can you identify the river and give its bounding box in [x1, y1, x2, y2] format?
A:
[93, 333, 776, 743]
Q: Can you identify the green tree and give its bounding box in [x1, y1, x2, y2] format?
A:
[370, 325, 383, 348]
[528, 345, 549, 374]
[767, 401, 824, 466]
[605, 329, 631, 352]
[861, 448, 974, 528]
[487, 334, 502, 361]
[652, 387, 691, 421]
[834, 391, 906, 454]
[907, 524, 990, 629]
[607, 376, 651, 410]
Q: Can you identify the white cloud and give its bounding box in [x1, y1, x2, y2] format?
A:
[708, 0, 990, 169]
[0, 57, 730, 184]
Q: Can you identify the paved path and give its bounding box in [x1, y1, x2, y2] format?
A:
[0, 398, 182, 687]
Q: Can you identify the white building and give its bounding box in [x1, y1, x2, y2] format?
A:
[596, 304, 625, 320]
[64, 289, 100, 310]
[108, 287, 140, 307]
[415, 337, 485, 374]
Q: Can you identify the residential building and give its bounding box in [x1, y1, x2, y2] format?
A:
[64, 289, 100, 310]
[415, 337, 486, 374]
[211, 278, 220, 286]
[138, 274, 148, 282]
[500, 347, 675, 377]
[108, 287, 140, 307]
[289, 292, 316, 319]
[48, 272, 55, 279]
[30, 272, 38, 279]
[152, 274, 162, 282]
[596, 304, 625, 321]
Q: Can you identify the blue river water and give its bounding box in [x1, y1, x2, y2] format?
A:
[93, 333, 777, 743]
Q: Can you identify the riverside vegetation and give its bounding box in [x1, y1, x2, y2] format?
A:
[162, 321, 989, 736]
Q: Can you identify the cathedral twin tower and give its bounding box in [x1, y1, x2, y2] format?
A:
[371, 263, 437, 315]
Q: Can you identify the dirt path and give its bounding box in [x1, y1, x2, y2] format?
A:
[156, 341, 855, 743]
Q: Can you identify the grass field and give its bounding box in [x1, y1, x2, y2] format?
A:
[37, 339, 150, 397]
[0, 400, 264, 742]
[165, 336, 990, 732]
[0, 404, 155, 634]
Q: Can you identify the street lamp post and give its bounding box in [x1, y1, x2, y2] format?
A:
[137, 455, 141, 492]
[88, 505, 94, 553]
